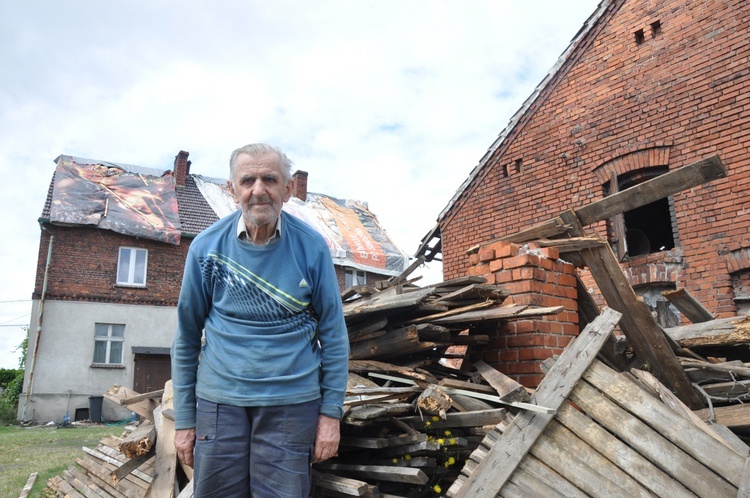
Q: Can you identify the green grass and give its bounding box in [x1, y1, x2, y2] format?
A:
[0, 423, 123, 498]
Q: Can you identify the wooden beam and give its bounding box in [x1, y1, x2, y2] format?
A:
[479, 154, 726, 246]
[150, 381, 178, 498]
[575, 154, 726, 226]
[577, 241, 705, 409]
[664, 315, 750, 348]
[662, 288, 716, 323]
[119, 389, 164, 406]
[473, 360, 529, 403]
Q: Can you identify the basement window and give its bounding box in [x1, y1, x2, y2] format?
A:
[607, 167, 676, 259]
[117, 247, 148, 287]
[93, 323, 125, 365]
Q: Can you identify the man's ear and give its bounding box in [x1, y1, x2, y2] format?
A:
[227, 180, 239, 203]
[283, 178, 294, 202]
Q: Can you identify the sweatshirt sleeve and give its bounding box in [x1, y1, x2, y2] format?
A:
[311, 248, 350, 419]
[171, 248, 210, 430]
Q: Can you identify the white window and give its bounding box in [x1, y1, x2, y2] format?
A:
[117, 247, 148, 286]
[345, 269, 366, 288]
[93, 323, 125, 365]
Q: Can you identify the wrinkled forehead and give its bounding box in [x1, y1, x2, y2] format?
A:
[233, 152, 282, 175]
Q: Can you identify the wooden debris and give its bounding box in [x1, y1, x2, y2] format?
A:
[118, 421, 156, 459]
[19, 472, 37, 498]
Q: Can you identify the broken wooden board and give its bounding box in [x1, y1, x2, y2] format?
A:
[449, 307, 622, 497]
[105, 386, 159, 422]
[665, 315, 750, 348]
[119, 421, 156, 459]
[343, 287, 436, 319]
[662, 288, 716, 323]
[575, 237, 705, 409]
[429, 304, 562, 325]
[148, 380, 178, 498]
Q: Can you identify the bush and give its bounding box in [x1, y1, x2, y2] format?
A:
[0, 337, 27, 424]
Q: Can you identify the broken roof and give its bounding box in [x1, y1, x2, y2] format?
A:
[42, 155, 409, 276]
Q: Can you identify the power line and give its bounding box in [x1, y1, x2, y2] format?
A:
[1, 313, 30, 325]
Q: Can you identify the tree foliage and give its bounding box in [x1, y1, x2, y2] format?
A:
[0, 335, 27, 424]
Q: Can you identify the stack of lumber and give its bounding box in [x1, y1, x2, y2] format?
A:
[306, 273, 569, 497]
[45, 383, 191, 498]
[46, 429, 156, 498]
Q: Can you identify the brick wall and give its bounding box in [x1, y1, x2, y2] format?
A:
[34, 224, 391, 306]
[468, 240, 579, 388]
[33, 224, 190, 306]
[440, 0, 750, 319]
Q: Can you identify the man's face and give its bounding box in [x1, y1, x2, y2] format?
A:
[228, 152, 293, 229]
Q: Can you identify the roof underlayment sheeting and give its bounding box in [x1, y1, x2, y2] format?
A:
[50, 155, 182, 244]
[195, 175, 409, 276]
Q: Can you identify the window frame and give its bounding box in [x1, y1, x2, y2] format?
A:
[117, 246, 148, 287]
[345, 268, 367, 288]
[92, 323, 125, 366]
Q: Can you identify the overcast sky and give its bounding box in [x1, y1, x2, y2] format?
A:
[0, 0, 600, 369]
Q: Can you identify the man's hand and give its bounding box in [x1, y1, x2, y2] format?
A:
[313, 415, 340, 463]
[175, 428, 196, 468]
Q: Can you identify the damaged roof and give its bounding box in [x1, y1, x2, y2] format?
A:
[41, 155, 410, 276]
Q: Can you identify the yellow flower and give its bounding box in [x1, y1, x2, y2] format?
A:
[437, 438, 445, 445]
[392, 458, 398, 464]
[447, 457, 456, 465]
[433, 484, 442, 494]
[449, 438, 457, 445]
[444, 430, 452, 436]
[404, 454, 412, 461]
[424, 420, 431, 427]
[432, 416, 440, 421]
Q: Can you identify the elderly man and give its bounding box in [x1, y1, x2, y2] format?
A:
[171, 143, 349, 497]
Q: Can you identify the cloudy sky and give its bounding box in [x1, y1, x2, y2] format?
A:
[0, 0, 600, 369]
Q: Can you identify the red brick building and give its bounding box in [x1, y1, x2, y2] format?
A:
[420, 0, 750, 385]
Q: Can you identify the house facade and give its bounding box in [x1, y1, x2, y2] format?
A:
[20, 152, 408, 423]
[414, 0, 750, 385]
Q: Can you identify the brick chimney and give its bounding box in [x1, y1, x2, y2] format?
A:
[292, 170, 308, 201]
[174, 150, 191, 187]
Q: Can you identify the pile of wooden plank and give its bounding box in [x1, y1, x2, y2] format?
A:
[311, 274, 566, 497]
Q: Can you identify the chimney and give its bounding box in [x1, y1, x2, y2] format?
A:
[174, 150, 191, 187]
[292, 170, 308, 201]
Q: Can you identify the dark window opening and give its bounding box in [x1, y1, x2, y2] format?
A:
[635, 29, 645, 45]
[515, 159, 523, 173]
[606, 167, 676, 259]
[501, 164, 509, 178]
[651, 20, 662, 37]
[624, 197, 675, 256]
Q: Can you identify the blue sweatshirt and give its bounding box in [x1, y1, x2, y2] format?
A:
[171, 210, 350, 430]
